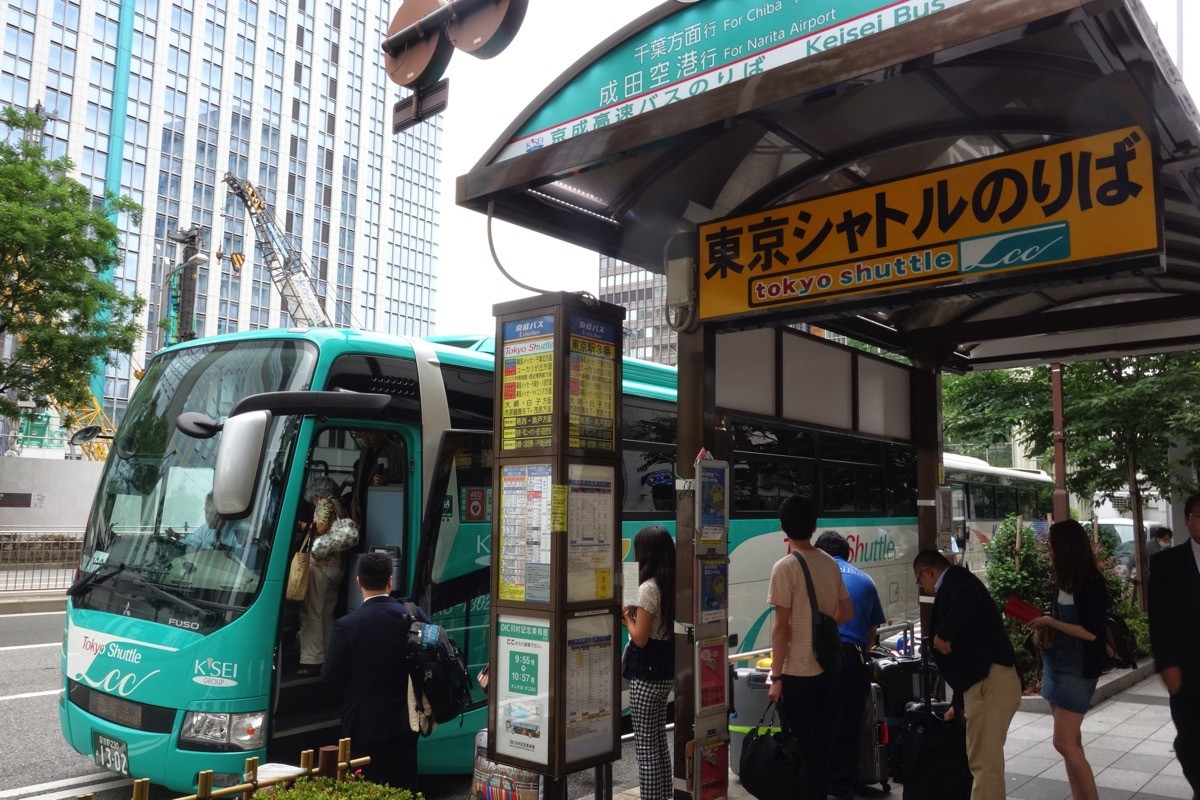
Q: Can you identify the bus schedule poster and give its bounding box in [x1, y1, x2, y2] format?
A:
[564, 613, 616, 762]
[498, 464, 553, 603]
[500, 315, 555, 451]
[566, 463, 616, 603]
[567, 316, 618, 451]
[495, 615, 553, 766]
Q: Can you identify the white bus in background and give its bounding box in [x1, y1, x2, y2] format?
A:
[944, 452, 1055, 577]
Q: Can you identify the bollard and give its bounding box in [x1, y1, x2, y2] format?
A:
[317, 745, 340, 778]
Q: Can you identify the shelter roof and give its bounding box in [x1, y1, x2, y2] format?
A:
[457, 0, 1200, 370]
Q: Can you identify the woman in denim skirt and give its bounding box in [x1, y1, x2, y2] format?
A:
[1029, 519, 1110, 800]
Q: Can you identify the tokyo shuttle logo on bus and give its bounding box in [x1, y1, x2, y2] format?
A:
[959, 222, 1070, 274]
[67, 624, 176, 698]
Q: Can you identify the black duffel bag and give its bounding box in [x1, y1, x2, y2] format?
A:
[739, 702, 809, 800]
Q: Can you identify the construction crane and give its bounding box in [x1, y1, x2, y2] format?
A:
[223, 174, 335, 327]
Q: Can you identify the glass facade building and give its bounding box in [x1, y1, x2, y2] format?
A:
[2, 0, 440, 424]
[598, 255, 677, 366]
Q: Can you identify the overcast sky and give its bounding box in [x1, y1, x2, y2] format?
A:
[430, 0, 1195, 334]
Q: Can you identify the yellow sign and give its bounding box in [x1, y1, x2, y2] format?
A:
[698, 127, 1160, 320]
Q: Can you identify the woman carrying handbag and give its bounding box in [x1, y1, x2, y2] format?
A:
[622, 525, 676, 800]
[297, 475, 349, 676]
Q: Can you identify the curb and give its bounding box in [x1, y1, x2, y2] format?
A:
[1019, 661, 1157, 714]
[0, 592, 67, 615]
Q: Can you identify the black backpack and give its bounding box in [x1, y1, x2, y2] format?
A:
[1104, 614, 1138, 670]
[407, 618, 474, 728]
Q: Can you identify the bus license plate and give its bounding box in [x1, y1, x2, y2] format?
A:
[92, 732, 129, 776]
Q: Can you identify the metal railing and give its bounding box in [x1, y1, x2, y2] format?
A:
[0, 530, 83, 591]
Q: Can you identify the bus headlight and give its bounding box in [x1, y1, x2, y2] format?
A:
[180, 711, 266, 750]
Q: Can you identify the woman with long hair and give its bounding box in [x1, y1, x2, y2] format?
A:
[1028, 519, 1109, 800]
[622, 525, 676, 800]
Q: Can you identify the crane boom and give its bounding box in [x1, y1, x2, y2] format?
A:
[223, 174, 334, 327]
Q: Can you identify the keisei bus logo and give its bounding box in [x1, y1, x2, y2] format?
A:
[194, 657, 240, 687]
[959, 222, 1070, 274]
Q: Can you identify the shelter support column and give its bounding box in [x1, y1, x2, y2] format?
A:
[909, 351, 942, 633]
[673, 322, 714, 800]
[1051, 364, 1069, 522]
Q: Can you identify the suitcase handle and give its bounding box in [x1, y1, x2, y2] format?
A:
[919, 637, 933, 717]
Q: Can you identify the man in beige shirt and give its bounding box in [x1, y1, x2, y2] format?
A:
[766, 495, 852, 800]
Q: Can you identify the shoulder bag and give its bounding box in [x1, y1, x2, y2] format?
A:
[286, 532, 311, 601]
[739, 701, 809, 800]
[311, 501, 359, 559]
[793, 551, 842, 674]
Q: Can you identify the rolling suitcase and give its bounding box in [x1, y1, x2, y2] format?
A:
[899, 641, 971, 800]
[855, 682, 890, 791]
[854, 681, 892, 796]
[729, 668, 779, 776]
[871, 651, 942, 779]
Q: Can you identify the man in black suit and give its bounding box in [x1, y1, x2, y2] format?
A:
[913, 550, 1021, 800]
[1148, 493, 1200, 796]
[323, 552, 421, 789]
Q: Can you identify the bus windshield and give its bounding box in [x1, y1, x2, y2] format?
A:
[74, 339, 317, 629]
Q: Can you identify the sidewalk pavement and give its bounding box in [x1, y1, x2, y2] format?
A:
[612, 670, 1191, 800]
[8, 593, 1190, 799]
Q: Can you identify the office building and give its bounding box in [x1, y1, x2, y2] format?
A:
[2, 0, 440, 426]
[599, 255, 677, 366]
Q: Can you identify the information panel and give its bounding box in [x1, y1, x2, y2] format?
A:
[496, 616, 553, 765]
[568, 316, 618, 451]
[567, 463, 616, 602]
[564, 613, 616, 762]
[499, 464, 553, 603]
[501, 315, 555, 450]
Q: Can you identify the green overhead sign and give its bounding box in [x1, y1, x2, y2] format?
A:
[501, 0, 968, 161]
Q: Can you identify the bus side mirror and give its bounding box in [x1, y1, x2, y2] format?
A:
[213, 409, 272, 517]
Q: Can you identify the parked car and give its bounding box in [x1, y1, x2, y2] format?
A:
[1093, 518, 1145, 580]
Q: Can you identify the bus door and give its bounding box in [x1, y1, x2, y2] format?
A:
[270, 423, 416, 755]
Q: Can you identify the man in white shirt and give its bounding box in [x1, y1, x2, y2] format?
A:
[169, 494, 242, 550]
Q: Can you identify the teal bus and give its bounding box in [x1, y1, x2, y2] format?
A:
[61, 327, 937, 792]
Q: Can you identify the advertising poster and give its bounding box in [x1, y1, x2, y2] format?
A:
[501, 315, 555, 450]
[566, 464, 615, 602]
[696, 636, 728, 715]
[564, 614, 616, 762]
[697, 462, 729, 546]
[499, 464, 553, 603]
[698, 739, 728, 800]
[567, 316, 617, 451]
[697, 558, 728, 625]
[496, 616, 552, 765]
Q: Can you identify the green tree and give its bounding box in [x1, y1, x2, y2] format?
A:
[945, 355, 1200, 606]
[0, 107, 144, 424]
[944, 356, 1200, 502]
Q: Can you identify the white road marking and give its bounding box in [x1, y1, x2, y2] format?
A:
[0, 773, 127, 799]
[0, 689, 58, 701]
[0, 642, 58, 652]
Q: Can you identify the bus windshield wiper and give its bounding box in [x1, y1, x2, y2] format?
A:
[67, 562, 128, 598]
[109, 568, 217, 625]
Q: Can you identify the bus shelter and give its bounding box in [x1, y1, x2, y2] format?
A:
[458, 0, 1200, 794]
